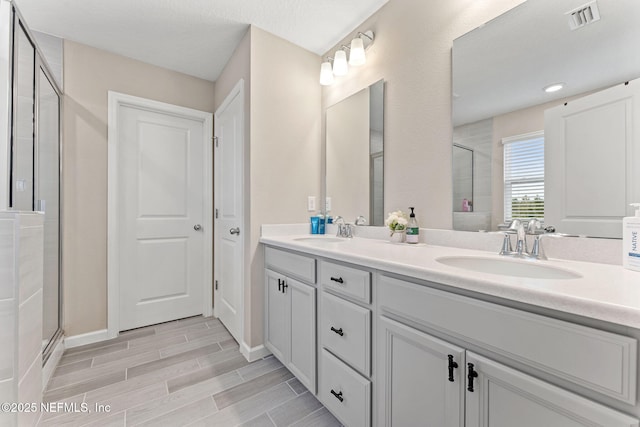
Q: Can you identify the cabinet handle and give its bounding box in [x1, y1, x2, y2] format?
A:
[330, 326, 344, 336]
[282, 281, 288, 293]
[330, 389, 344, 402]
[467, 363, 479, 392]
[447, 354, 458, 382]
[330, 276, 344, 284]
[277, 279, 282, 292]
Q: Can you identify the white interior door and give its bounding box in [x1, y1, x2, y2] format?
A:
[114, 96, 211, 331]
[214, 80, 244, 344]
[545, 79, 640, 238]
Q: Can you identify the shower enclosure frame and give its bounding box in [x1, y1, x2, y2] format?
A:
[1, 1, 64, 365]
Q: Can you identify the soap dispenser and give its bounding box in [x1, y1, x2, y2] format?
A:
[406, 207, 419, 244]
[623, 203, 640, 271]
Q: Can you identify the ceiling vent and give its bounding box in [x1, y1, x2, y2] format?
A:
[566, 1, 601, 30]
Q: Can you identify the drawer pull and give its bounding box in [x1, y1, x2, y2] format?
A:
[282, 281, 288, 293]
[330, 326, 344, 336]
[330, 389, 344, 402]
[277, 279, 282, 292]
[330, 276, 344, 284]
[467, 363, 479, 392]
[447, 354, 458, 382]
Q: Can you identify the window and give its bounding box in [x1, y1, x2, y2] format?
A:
[503, 131, 544, 223]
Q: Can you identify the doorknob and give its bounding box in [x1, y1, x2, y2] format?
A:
[194, 224, 202, 231]
[230, 227, 240, 235]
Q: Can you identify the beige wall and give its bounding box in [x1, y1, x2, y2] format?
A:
[321, 0, 524, 229]
[248, 27, 321, 346]
[63, 40, 215, 336]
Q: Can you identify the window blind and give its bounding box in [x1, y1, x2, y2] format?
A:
[503, 132, 544, 223]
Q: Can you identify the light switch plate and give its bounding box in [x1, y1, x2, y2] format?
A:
[325, 197, 332, 212]
[307, 196, 316, 211]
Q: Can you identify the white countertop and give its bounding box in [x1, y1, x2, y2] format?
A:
[260, 234, 640, 329]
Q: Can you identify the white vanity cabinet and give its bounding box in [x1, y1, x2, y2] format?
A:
[261, 240, 640, 426]
[264, 248, 317, 392]
[377, 274, 639, 427]
[466, 352, 639, 427]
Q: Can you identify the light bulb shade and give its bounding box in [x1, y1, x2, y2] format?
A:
[349, 37, 366, 66]
[319, 61, 334, 85]
[333, 50, 348, 76]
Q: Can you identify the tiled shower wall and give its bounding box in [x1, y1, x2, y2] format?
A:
[0, 212, 44, 427]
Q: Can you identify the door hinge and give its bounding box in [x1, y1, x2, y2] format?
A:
[215, 280, 219, 290]
[213, 136, 219, 147]
[215, 208, 219, 219]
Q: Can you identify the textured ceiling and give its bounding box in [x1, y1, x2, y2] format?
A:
[14, 0, 388, 82]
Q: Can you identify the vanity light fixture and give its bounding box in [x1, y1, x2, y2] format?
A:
[319, 30, 375, 85]
[349, 31, 374, 66]
[333, 49, 349, 76]
[319, 58, 335, 86]
[543, 83, 565, 93]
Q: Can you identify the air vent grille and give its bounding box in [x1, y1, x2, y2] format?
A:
[567, 1, 601, 30]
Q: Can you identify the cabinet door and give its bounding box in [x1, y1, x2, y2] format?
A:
[378, 316, 465, 427]
[288, 277, 316, 393]
[265, 269, 289, 363]
[465, 352, 639, 427]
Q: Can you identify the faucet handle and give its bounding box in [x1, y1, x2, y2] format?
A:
[499, 233, 513, 255]
[355, 215, 367, 226]
[526, 218, 544, 235]
[530, 234, 547, 260]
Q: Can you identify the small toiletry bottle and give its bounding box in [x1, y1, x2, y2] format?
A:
[406, 207, 419, 244]
[310, 216, 319, 234]
[623, 203, 640, 271]
[318, 214, 326, 235]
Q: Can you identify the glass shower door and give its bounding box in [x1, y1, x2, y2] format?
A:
[37, 65, 61, 358]
[11, 22, 35, 210]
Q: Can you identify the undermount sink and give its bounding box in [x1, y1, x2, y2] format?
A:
[435, 256, 582, 280]
[294, 236, 348, 244]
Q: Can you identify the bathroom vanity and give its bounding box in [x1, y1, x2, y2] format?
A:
[261, 230, 640, 426]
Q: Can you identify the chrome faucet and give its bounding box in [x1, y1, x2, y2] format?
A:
[334, 216, 353, 238]
[499, 218, 548, 260]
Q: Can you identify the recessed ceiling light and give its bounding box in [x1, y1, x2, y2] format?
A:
[544, 83, 565, 93]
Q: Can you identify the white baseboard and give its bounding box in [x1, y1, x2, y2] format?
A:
[42, 338, 65, 391]
[64, 329, 110, 349]
[240, 342, 271, 362]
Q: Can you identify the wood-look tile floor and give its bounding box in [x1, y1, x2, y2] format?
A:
[40, 316, 341, 427]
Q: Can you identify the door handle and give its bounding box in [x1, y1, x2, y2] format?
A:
[447, 354, 458, 382]
[229, 227, 240, 235]
[193, 224, 202, 231]
[467, 363, 479, 392]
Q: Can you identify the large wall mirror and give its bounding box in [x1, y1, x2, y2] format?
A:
[325, 79, 384, 225]
[452, 0, 640, 237]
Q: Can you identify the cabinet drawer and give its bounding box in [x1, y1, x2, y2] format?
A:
[321, 292, 371, 376]
[321, 261, 371, 303]
[378, 275, 638, 404]
[265, 247, 316, 283]
[320, 349, 371, 427]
